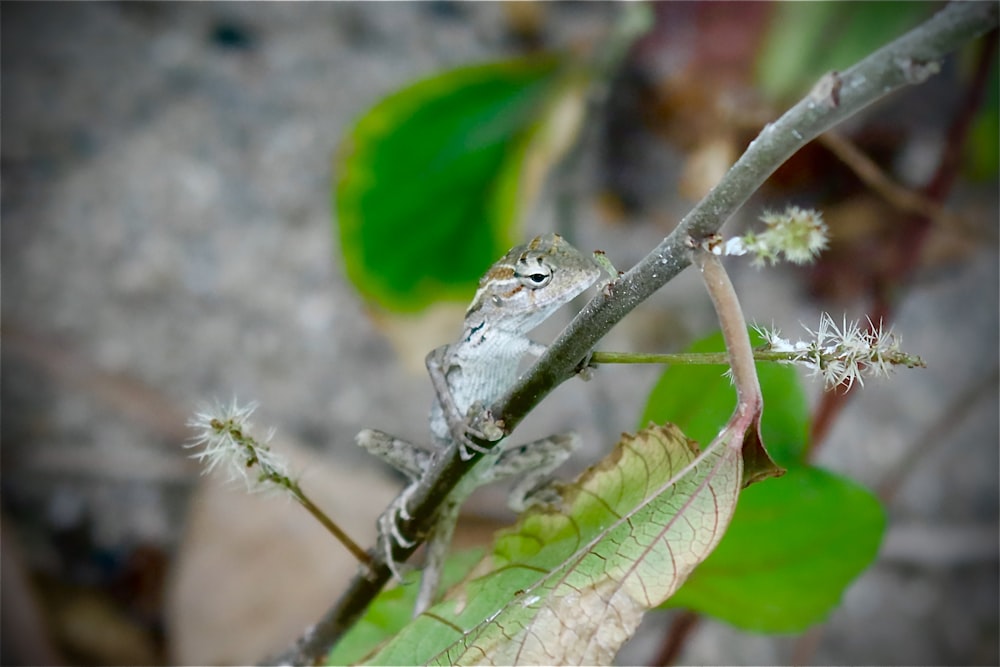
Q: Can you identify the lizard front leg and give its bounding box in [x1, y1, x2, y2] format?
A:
[426, 345, 504, 460]
[356, 429, 433, 581]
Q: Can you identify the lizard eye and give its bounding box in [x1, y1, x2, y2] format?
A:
[517, 260, 553, 289]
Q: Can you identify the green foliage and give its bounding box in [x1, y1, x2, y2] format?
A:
[327, 549, 482, 665]
[337, 424, 745, 664]
[641, 329, 809, 466]
[666, 464, 885, 631]
[331, 331, 886, 659]
[335, 56, 568, 312]
[641, 329, 886, 632]
[756, 2, 933, 102]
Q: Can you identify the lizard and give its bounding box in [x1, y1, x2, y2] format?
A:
[356, 233, 607, 616]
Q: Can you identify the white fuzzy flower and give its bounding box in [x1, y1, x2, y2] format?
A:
[186, 398, 290, 493]
[756, 314, 918, 390]
[721, 206, 829, 266]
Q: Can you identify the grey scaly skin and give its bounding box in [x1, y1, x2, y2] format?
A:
[357, 233, 604, 616]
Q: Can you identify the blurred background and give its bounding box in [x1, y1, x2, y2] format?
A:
[2, 3, 996, 665]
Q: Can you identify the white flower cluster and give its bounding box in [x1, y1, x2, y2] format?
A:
[757, 314, 908, 390]
[723, 206, 829, 266]
[186, 399, 290, 493]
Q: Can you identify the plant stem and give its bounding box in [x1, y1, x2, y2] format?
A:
[689, 251, 760, 408]
[279, 477, 374, 571]
[591, 347, 924, 370]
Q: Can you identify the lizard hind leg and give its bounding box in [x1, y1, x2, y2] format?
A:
[377, 494, 417, 582]
[497, 432, 580, 513]
[355, 429, 432, 480]
[374, 485, 422, 583]
[378, 512, 407, 582]
[356, 428, 433, 581]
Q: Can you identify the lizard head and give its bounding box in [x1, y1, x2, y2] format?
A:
[465, 233, 601, 334]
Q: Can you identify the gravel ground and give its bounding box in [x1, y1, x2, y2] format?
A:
[2, 3, 996, 665]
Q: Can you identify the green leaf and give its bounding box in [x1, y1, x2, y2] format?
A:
[756, 2, 933, 102]
[335, 56, 569, 312]
[665, 465, 885, 632]
[326, 549, 483, 665]
[640, 330, 884, 631]
[640, 329, 809, 467]
[366, 423, 745, 665]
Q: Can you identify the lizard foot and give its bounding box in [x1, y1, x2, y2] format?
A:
[377, 484, 421, 581]
[453, 403, 505, 460]
[377, 523, 408, 582]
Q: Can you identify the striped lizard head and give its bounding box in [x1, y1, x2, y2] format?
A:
[465, 233, 601, 335]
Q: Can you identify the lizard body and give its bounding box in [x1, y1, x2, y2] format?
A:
[357, 233, 603, 615]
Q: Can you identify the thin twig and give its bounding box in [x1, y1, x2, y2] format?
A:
[286, 483, 374, 570]
[817, 131, 967, 232]
[591, 349, 774, 365]
[653, 610, 701, 667]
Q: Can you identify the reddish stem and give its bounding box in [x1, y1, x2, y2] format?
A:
[653, 611, 701, 666]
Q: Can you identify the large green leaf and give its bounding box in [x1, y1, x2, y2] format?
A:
[360, 423, 745, 665]
[666, 465, 885, 632]
[335, 56, 569, 312]
[640, 329, 809, 467]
